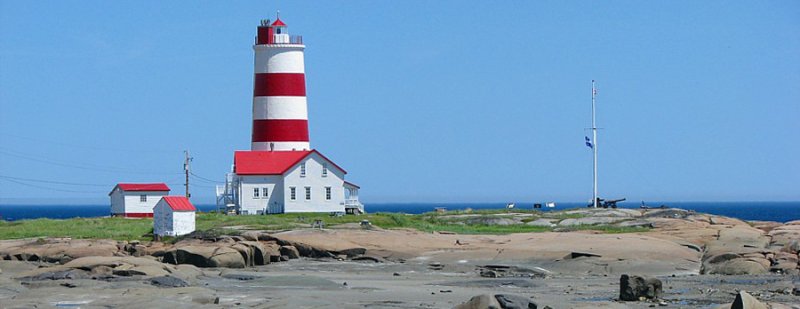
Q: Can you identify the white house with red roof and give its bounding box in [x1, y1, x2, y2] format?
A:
[153, 196, 196, 237]
[109, 183, 171, 218]
[227, 150, 357, 214]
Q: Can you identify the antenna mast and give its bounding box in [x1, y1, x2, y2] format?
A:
[591, 80, 599, 208]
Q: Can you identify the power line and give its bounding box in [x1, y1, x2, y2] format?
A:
[0, 147, 183, 175]
[0, 133, 181, 155]
[0, 174, 109, 187]
[0, 178, 107, 194]
[190, 172, 221, 184]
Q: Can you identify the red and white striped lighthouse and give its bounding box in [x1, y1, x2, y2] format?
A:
[251, 15, 310, 151]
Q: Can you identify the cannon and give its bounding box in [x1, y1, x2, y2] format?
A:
[602, 198, 626, 209]
[587, 197, 626, 208]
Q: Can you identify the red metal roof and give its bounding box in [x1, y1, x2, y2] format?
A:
[116, 183, 170, 192]
[271, 18, 286, 26]
[234, 150, 346, 175]
[161, 196, 196, 212]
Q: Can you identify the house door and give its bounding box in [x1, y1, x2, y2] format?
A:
[268, 201, 283, 214]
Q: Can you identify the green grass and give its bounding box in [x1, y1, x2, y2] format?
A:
[0, 210, 650, 240]
[0, 217, 154, 240]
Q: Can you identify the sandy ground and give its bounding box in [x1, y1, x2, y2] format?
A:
[1, 257, 797, 308]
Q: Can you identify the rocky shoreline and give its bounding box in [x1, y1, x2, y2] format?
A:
[0, 208, 798, 308]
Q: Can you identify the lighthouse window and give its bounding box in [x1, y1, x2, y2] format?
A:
[305, 187, 311, 200]
[325, 187, 331, 200]
[253, 188, 260, 199]
[276, 27, 282, 34]
[290, 187, 296, 200]
[300, 163, 306, 177]
[322, 163, 328, 177]
[140, 195, 147, 202]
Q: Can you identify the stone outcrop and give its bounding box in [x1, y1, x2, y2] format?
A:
[454, 294, 538, 309]
[0, 238, 120, 264]
[619, 274, 662, 301]
[730, 291, 768, 309]
[558, 217, 620, 226]
[164, 245, 246, 268]
[15, 256, 196, 283]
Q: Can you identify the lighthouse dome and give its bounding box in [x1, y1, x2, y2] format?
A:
[272, 18, 287, 27]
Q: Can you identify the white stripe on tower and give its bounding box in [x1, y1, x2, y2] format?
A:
[251, 18, 310, 151]
[253, 97, 308, 119]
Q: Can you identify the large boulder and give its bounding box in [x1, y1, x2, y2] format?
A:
[238, 241, 270, 265]
[494, 294, 537, 309]
[731, 291, 768, 309]
[703, 257, 768, 275]
[454, 294, 537, 309]
[279, 245, 300, 259]
[619, 274, 662, 301]
[263, 242, 283, 262]
[167, 245, 246, 268]
[769, 224, 800, 246]
[453, 294, 501, 309]
[230, 243, 256, 267]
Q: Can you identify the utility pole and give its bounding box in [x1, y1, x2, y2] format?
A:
[184, 150, 192, 199]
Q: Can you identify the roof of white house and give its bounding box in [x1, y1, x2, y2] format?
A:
[109, 183, 170, 196]
[234, 150, 346, 175]
[344, 181, 360, 189]
[160, 196, 196, 212]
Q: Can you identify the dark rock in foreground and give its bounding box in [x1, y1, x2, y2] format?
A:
[150, 275, 189, 288]
[619, 274, 662, 301]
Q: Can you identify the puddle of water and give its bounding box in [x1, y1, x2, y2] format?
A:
[53, 300, 92, 308]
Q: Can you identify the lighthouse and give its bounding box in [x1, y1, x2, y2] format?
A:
[216, 14, 363, 215]
[251, 16, 309, 151]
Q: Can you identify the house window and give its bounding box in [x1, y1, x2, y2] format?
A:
[305, 187, 311, 200]
[140, 195, 147, 202]
[290, 187, 296, 200]
[262, 187, 268, 198]
[325, 187, 331, 200]
[253, 188, 260, 199]
[322, 163, 328, 177]
[300, 163, 306, 177]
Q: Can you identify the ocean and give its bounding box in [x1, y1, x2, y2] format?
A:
[0, 201, 798, 223]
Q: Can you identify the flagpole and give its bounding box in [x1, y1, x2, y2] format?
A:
[591, 80, 598, 208]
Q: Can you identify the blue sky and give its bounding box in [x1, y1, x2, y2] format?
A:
[1, 1, 798, 204]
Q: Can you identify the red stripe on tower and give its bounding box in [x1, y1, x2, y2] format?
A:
[253, 73, 306, 97]
[251, 17, 310, 151]
[252, 119, 309, 142]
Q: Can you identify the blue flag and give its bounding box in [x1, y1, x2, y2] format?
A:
[585, 136, 593, 148]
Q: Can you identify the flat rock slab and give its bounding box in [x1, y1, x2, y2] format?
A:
[559, 217, 621, 226]
[273, 229, 701, 276]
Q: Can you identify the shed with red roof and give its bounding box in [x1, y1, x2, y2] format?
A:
[153, 196, 196, 237]
[109, 183, 171, 218]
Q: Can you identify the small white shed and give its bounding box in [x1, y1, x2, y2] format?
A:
[109, 183, 170, 217]
[153, 196, 196, 237]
